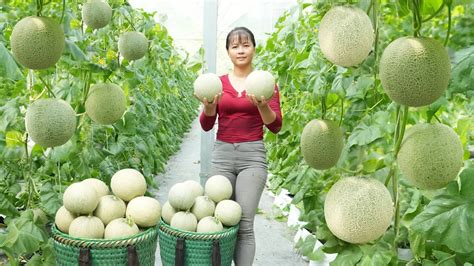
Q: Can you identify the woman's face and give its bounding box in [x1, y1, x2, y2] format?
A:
[227, 34, 255, 68]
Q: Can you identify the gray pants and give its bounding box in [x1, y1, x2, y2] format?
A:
[211, 140, 268, 266]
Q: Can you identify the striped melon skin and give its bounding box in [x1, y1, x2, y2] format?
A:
[10, 16, 65, 69]
[379, 37, 451, 107]
[397, 123, 464, 190]
[318, 6, 374, 67]
[324, 177, 393, 244]
[118, 31, 148, 60]
[82, 0, 112, 29]
[300, 119, 343, 170]
[25, 98, 76, 148]
[85, 83, 126, 125]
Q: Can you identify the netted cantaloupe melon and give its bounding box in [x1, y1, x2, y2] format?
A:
[10, 16, 64, 69]
[85, 83, 126, 125]
[318, 6, 374, 67]
[82, 0, 112, 29]
[397, 123, 464, 190]
[324, 176, 393, 244]
[25, 98, 76, 148]
[118, 31, 148, 61]
[300, 119, 343, 170]
[379, 37, 451, 107]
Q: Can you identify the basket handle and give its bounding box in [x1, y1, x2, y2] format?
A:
[175, 238, 185, 266]
[212, 240, 221, 266]
[78, 248, 91, 266]
[128, 246, 139, 266]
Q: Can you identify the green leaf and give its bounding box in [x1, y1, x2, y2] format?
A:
[348, 123, 383, 148]
[39, 182, 62, 217]
[0, 193, 19, 217]
[5, 131, 23, 148]
[330, 245, 363, 266]
[411, 166, 474, 254]
[0, 210, 48, 257]
[0, 42, 23, 80]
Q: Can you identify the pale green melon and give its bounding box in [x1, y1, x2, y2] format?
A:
[85, 83, 126, 125]
[191, 196, 215, 221]
[170, 211, 197, 232]
[397, 123, 464, 190]
[104, 218, 139, 239]
[244, 70, 275, 100]
[126, 196, 161, 227]
[25, 98, 76, 148]
[197, 216, 223, 233]
[205, 175, 233, 203]
[55, 206, 76, 233]
[193, 73, 223, 102]
[10, 16, 64, 69]
[168, 182, 196, 211]
[82, 0, 112, 29]
[69, 216, 104, 239]
[110, 168, 147, 202]
[318, 6, 374, 67]
[324, 177, 393, 244]
[300, 119, 343, 170]
[63, 182, 99, 215]
[214, 200, 241, 227]
[93, 195, 126, 225]
[184, 180, 204, 198]
[379, 37, 451, 107]
[161, 201, 177, 225]
[118, 31, 148, 60]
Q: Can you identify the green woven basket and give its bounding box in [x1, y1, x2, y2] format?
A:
[51, 224, 158, 266]
[158, 219, 238, 266]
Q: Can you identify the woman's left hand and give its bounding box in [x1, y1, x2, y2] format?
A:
[247, 94, 269, 108]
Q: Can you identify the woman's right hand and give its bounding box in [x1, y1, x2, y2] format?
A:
[194, 93, 222, 116]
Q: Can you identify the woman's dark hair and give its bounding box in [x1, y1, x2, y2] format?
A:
[225, 27, 256, 50]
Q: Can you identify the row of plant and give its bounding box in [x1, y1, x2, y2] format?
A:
[257, 0, 473, 264]
[0, 0, 200, 264]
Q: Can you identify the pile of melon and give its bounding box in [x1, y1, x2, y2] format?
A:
[54, 168, 161, 239]
[162, 175, 242, 233]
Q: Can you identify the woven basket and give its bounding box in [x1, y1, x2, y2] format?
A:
[158, 219, 239, 266]
[51, 224, 158, 266]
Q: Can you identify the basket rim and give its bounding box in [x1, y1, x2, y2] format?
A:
[51, 223, 158, 248]
[159, 218, 239, 240]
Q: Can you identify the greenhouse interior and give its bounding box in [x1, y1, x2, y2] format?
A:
[0, 0, 473, 265]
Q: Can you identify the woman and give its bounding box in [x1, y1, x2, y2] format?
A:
[197, 27, 282, 266]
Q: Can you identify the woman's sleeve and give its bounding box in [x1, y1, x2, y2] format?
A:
[265, 85, 282, 133]
[199, 108, 217, 132]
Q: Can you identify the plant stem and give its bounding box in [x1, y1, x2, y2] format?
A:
[372, 0, 379, 103]
[444, 2, 452, 47]
[60, 0, 66, 23]
[339, 97, 344, 126]
[38, 76, 56, 98]
[437, 254, 456, 265]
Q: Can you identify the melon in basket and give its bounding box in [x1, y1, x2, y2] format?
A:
[111, 168, 147, 202]
[63, 182, 99, 215]
[197, 216, 224, 233]
[191, 196, 215, 221]
[68, 216, 105, 239]
[94, 195, 126, 225]
[55, 206, 76, 234]
[170, 211, 198, 232]
[126, 196, 162, 227]
[205, 175, 233, 203]
[168, 182, 195, 211]
[215, 200, 242, 227]
[161, 201, 177, 225]
[104, 217, 140, 239]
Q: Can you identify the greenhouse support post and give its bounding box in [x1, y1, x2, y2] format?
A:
[200, 0, 218, 187]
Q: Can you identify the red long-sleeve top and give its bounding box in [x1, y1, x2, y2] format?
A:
[199, 74, 282, 143]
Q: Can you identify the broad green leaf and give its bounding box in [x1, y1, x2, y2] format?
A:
[330, 245, 363, 266]
[5, 131, 23, 148]
[39, 183, 62, 217]
[411, 166, 474, 254]
[0, 193, 19, 217]
[348, 123, 383, 148]
[0, 42, 23, 80]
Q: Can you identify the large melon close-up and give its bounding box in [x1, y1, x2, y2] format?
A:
[300, 119, 344, 170]
[379, 37, 451, 107]
[193, 73, 223, 102]
[318, 6, 374, 67]
[324, 176, 393, 244]
[10, 16, 65, 69]
[82, 0, 112, 29]
[397, 123, 464, 190]
[25, 98, 77, 148]
[85, 83, 127, 125]
[244, 70, 275, 100]
[118, 31, 149, 61]
[110, 168, 147, 202]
